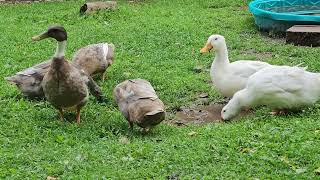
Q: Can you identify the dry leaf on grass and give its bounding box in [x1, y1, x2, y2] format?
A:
[188, 131, 197, 136]
[198, 92, 208, 98]
[119, 136, 130, 145]
[46, 176, 57, 180]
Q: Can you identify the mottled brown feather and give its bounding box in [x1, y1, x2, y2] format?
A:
[113, 79, 165, 129]
[72, 43, 115, 77]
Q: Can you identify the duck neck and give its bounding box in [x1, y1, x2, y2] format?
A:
[54, 40, 66, 59]
[212, 44, 229, 71]
[237, 90, 253, 108]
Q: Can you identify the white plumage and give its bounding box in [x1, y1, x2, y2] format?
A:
[221, 65, 320, 120]
[200, 34, 270, 97]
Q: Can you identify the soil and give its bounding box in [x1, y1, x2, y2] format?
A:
[172, 104, 252, 125]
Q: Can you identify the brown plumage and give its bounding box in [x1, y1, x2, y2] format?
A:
[32, 25, 105, 123]
[72, 43, 115, 81]
[5, 44, 110, 99]
[5, 60, 51, 98]
[80, 1, 117, 15]
[113, 79, 165, 131]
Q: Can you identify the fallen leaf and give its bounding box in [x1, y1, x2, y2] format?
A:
[198, 92, 208, 98]
[295, 168, 306, 174]
[123, 72, 131, 78]
[280, 156, 290, 164]
[280, 156, 296, 170]
[188, 131, 197, 136]
[119, 136, 130, 145]
[46, 176, 57, 180]
[240, 147, 252, 153]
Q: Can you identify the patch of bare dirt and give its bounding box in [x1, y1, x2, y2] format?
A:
[171, 104, 252, 125]
[259, 31, 286, 43]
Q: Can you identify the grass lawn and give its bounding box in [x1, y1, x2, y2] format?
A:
[1, 0, 320, 179]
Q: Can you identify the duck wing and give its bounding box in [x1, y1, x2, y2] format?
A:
[86, 75, 106, 103]
[270, 66, 306, 93]
[248, 66, 306, 95]
[72, 43, 107, 75]
[72, 63, 106, 103]
[229, 60, 269, 79]
[127, 79, 158, 100]
[5, 60, 51, 83]
[5, 60, 51, 98]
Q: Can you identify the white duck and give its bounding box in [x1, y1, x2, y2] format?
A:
[200, 34, 270, 97]
[221, 65, 319, 120]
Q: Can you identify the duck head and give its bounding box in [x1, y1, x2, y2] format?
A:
[221, 103, 239, 121]
[32, 26, 67, 42]
[32, 26, 68, 58]
[221, 91, 245, 121]
[200, 34, 226, 54]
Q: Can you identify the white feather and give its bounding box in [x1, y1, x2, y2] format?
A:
[204, 35, 270, 97]
[221, 65, 320, 120]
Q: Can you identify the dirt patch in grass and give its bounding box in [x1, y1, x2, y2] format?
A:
[260, 31, 286, 43]
[171, 104, 252, 126]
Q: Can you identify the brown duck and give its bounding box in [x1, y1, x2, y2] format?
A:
[113, 79, 165, 132]
[5, 43, 114, 98]
[72, 42, 115, 81]
[5, 60, 51, 98]
[32, 25, 105, 123]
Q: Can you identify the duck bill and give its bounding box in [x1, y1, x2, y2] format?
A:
[200, 43, 213, 54]
[32, 31, 49, 41]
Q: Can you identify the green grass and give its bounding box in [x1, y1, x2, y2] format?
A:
[1, 0, 320, 179]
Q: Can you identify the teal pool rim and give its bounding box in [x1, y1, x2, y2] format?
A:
[249, 0, 320, 22]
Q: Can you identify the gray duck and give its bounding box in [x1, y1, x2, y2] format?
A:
[32, 25, 105, 123]
[72, 42, 115, 81]
[5, 60, 51, 98]
[113, 79, 165, 132]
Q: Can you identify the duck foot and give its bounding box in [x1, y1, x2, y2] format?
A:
[102, 72, 107, 82]
[59, 109, 64, 121]
[128, 122, 134, 131]
[243, 107, 253, 113]
[76, 107, 81, 124]
[270, 109, 289, 115]
[140, 127, 151, 134]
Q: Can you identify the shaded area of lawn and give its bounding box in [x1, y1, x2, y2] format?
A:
[1, 0, 320, 178]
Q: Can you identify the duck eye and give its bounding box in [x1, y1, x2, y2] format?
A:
[214, 38, 218, 40]
[223, 110, 226, 113]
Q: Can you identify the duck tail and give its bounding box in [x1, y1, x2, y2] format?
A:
[108, 43, 115, 50]
[145, 109, 164, 116]
[144, 109, 165, 126]
[295, 63, 308, 70]
[4, 76, 19, 85]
